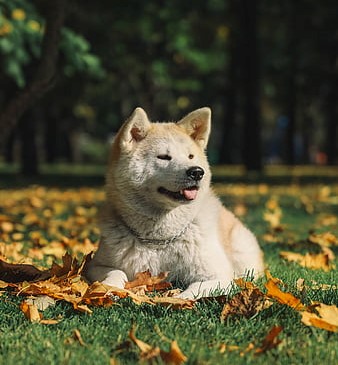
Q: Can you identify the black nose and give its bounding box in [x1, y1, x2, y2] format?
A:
[186, 166, 204, 181]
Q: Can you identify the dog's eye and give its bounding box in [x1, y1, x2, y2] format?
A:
[157, 154, 172, 161]
[188, 154, 194, 159]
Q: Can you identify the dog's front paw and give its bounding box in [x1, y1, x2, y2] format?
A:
[102, 270, 128, 289]
[176, 289, 198, 300]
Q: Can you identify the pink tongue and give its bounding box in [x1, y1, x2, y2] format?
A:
[183, 188, 198, 200]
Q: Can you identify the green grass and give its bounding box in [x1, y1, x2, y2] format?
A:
[0, 169, 337, 364]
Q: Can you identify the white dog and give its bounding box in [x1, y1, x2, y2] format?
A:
[85, 107, 264, 298]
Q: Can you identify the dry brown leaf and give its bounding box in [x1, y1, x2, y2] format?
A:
[263, 197, 284, 231]
[0, 259, 51, 283]
[265, 278, 306, 310]
[160, 340, 187, 365]
[316, 214, 337, 227]
[234, 203, 248, 217]
[152, 296, 195, 310]
[309, 232, 338, 248]
[300, 195, 314, 214]
[234, 278, 259, 290]
[218, 343, 240, 353]
[296, 278, 305, 292]
[73, 329, 87, 346]
[50, 252, 75, 277]
[0, 221, 14, 233]
[20, 301, 41, 322]
[129, 326, 161, 361]
[220, 283, 272, 322]
[280, 250, 335, 271]
[263, 211, 283, 231]
[129, 327, 187, 364]
[0, 280, 9, 289]
[301, 303, 338, 332]
[125, 270, 172, 292]
[254, 326, 283, 355]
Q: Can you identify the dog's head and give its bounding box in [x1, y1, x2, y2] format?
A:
[107, 107, 212, 215]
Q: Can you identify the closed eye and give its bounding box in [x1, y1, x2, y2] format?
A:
[157, 154, 172, 161]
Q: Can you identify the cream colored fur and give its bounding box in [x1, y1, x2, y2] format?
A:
[85, 107, 264, 298]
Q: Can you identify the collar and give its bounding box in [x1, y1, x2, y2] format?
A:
[119, 216, 191, 247]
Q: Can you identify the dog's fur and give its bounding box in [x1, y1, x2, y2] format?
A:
[85, 107, 264, 298]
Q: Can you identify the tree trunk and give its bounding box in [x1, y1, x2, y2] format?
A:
[240, 0, 262, 171]
[19, 111, 39, 176]
[219, 1, 239, 164]
[285, 2, 300, 165]
[325, 83, 338, 165]
[0, 0, 67, 145]
[44, 116, 58, 163]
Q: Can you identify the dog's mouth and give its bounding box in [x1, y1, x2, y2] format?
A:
[158, 186, 199, 201]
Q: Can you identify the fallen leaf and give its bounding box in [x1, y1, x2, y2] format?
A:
[301, 303, 338, 332]
[152, 296, 195, 310]
[20, 301, 41, 322]
[308, 232, 338, 248]
[263, 197, 284, 231]
[280, 250, 335, 271]
[0, 221, 14, 233]
[129, 326, 161, 361]
[300, 195, 314, 214]
[254, 326, 283, 355]
[129, 326, 187, 364]
[296, 278, 305, 292]
[234, 203, 248, 217]
[265, 275, 306, 311]
[0, 280, 9, 289]
[73, 329, 87, 346]
[316, 214, 337, 227]
[220, 283, 272, 322]
[218, 343, 240, 353]
[0, 259, 51, 283]
[160, 340, 187, 365]
[125, 270, 172, 292]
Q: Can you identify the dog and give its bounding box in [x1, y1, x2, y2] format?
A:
[85, 107, 264, 298]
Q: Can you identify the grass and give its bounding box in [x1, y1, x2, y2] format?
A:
[0, 166, 337, 364]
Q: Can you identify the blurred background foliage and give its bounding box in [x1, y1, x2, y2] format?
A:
[0, 0, 337, 175]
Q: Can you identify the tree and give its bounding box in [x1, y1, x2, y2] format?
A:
[240, 0, 262, 171]
[0, 0, 104, 174]
[0, 0, 67, 144]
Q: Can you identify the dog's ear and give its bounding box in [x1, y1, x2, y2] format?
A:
[119, 107, 151, 150]
[177, 107, 211, 149]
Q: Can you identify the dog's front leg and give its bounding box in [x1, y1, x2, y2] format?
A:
[177, 279, 232, 299]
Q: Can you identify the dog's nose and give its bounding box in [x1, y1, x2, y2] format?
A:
[186, 166, 204, 181]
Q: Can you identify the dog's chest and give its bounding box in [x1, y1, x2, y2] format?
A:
[110, 229, 209, 284]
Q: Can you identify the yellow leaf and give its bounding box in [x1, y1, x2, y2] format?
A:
[265, 277, 306, 311]
[160, 341, 187, 365]
[301, 303, 338, 332]
[309, 232, 338, 247]
[280, 250, 335, 271]
[152, 296, 195, 310]
[20, 301, 41, 322]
